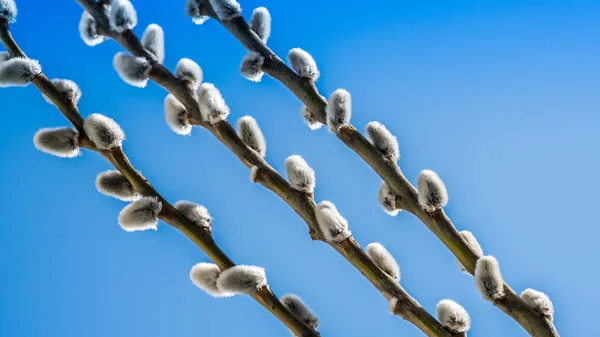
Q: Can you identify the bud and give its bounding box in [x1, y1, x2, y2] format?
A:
[198, 83, 230, 124]
[457, 231, 483, 273]
[475, 256, 505, 301]
[236, 116, 266, 157]
[240, 52, 264, 82]
[249, 7, 271, 43]
[417, 169, 448, 213]
[0, 57, 41, 87]
[175, 58, 202, 90]
[113, 52, 152, 88]
[33, 127, 80, 158]
[326, 89, 351, 133]
[281, 294, 319, 329]
[377, 181, 400, 216]
[285, 155, 315, 193]
[189, 263, 234, 297]
[79, 11, 105, 46]
[83, 113, 125, 150]
[164, 94, 191, 135]
[141, 24, 165, 64]
[436, 299, 471, 333]
[315, 201, 351, 243]
[43, 79, 82, 105]
[366, 121, 399, 161]
[95, 170, 139, 201]
[209, 0, 241, 21]
[174, 200, 212, 229]
[520, 288, 554, 320]
[118, 197, 163, 232]
[365, 242, 400, 281]
[287, 48, 319, 81]
[109, 0, 137, 33]
[216, 265, 267, 295]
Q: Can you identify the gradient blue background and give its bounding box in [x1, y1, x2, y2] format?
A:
[1, 0, 598, 336]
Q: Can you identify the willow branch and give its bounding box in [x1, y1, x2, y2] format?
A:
[192, 3, 560, 337]
[0, 18, 319, 337]
[74, 1, 456, 336]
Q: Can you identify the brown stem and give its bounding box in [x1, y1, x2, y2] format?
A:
[192, 4, 560, 337]
[0, 18, 319, 337]
[73, 1, 454, 336]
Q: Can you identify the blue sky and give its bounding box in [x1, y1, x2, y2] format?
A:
[1, 0, 598, 336]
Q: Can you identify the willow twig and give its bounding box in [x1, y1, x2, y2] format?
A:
[191, 2, 560, 336]
[0, 17, 319, 337]
[74, 1, 457, 336]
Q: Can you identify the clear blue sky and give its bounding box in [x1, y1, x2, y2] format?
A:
[1, 0, 598, 336]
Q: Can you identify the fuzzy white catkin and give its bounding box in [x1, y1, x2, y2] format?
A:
[366, 243, 401, 281]
[175, 58, 202, 89]
[118, 197, 163, 232]
[287, 48, 319, 81]
[164, 94, 191, 135]
[109, 0, 137, 33]
[189, 263, 234, 298]
[83, 113, 125, 150]
[520, 288, 554, 320]
[95, 170, 139, 202]
[209, 0, 241, 20]
[185, 0, 210, 25]
[236, 116, 266, 157]
[326, 89, 351, 133]
[141, 24, 165, 64]
[113, 52, 151, 88]
[79, 11, 105, 46]
[197, 83, 230, 124]
[436, 299, 471, 333]
[0, 57, 41, 87]
[300, 106, 323, 130]
[216, 265, 267, 295]
[378, 181, 400, 216]
[174, 201, 212, 229]
[458, 231, 483, 273]
[43, 79, 82, 105]
[285, 155, 315, 193]
[475, 255, 505, 301]
[366, 121, 399, 161]
[249, 7, 271, 43]
[33, 127, 80, 158]
[315, 201, 351, 243]
[281, 294, 319, 329]
[417, 170, 448, 212]
[240, 52, 264, 82]
[0, 0, 17, 23]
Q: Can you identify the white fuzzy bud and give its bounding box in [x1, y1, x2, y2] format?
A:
[287, 48, 319, 81]
[0, 57, 41, 87]
[189, 263, 234, 298]
[436, 299, 471, 333]
[216, 265, 267, 295]
[0, 0, 17, 23]
[118, 197, 163, 232]
[95, 170, 139, 202]
[366, 121, 399, 161]
[185, 0, 210, 25]
[300, 106, 323, 130]
[141, 24, 165, 64]
[113, 52, 151, 88]
[43, 79, 82, 105]
[79, 11, 105, 46]
[175, 200, 212, 229]
[33, 127, 80, 158]
[83, 113, 125, 150]
[285, 155, 315, 193]
[520, 289, 554, 320]
[209, 0, 241, 21]
[175, 58, 202, 90]
[281, 294, 319, 329]
[366, 242, 400, 281]
[236, 116, 266, 157]
[315, 201, 351, 243]
[326, 89, 351, 133]
[458, 231, 483, 273]
[475, 255, 505, 301]
[417, 170, 448, 212]
[164, 94, 191, 135]
[240, 52, 264, 82]
[249, 7, 271, 43]
[198, 82, 230, 124]
[109, 0, 137, 33]
[378, 181, 400, 216]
